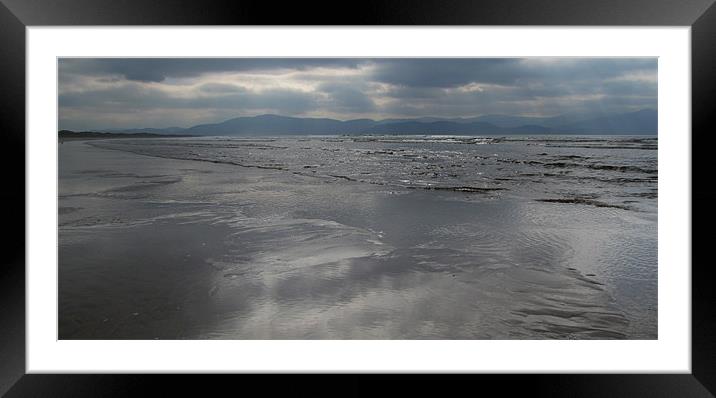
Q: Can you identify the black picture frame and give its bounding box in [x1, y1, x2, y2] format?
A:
[1, 0, 713, 395]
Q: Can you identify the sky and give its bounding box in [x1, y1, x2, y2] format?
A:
[58, 58, 657, 131]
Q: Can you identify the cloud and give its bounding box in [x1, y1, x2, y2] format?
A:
[371, 58, 656, 88]
[371, 59, 520, 87]
[60, 83, 319, 113]
[198, 82, 247, 94]
[60, 58, 366, 83]
[317, 82, 376, 114]
[58, 58, 657, 130]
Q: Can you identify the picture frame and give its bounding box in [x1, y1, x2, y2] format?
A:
[1, 0, 713, 395]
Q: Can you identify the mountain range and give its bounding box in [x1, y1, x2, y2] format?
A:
[101, 109, 657, 136]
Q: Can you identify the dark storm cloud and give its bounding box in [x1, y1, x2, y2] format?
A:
[197, 82, 246, 94]
[317, 82, 376, 113]
[601, 79, 657, 97]
[58, 58, 657, 130]
[370, 58, 656, 88]
[371, 59, 521, 87]
[60, 58, 366, 83]
[60, 84, 319, 114]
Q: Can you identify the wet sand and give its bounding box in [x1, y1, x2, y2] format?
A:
[59, 139, 657, 339]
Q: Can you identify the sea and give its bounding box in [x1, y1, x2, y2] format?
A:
[58, 135, 657, 339]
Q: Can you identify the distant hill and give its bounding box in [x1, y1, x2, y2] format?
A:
[187, 114, 369, 135]
[365, 121, 499, 135]
[363, 120, 550, 135]
[58, 130, 193, 140]
[462, 115, 556, 128]
[93, 109, 657, 136]
[555, 109, 657, 134]
[101, 126, 189, 135]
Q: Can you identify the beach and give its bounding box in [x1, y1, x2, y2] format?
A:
[59, 136, 657, 339]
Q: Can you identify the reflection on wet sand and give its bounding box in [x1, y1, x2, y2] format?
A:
[59, 137, 656, 339]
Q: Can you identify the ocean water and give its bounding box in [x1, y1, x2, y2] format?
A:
[59, 135, 657, 339]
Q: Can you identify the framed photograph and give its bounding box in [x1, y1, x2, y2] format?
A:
[2, 0, 713, 395]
